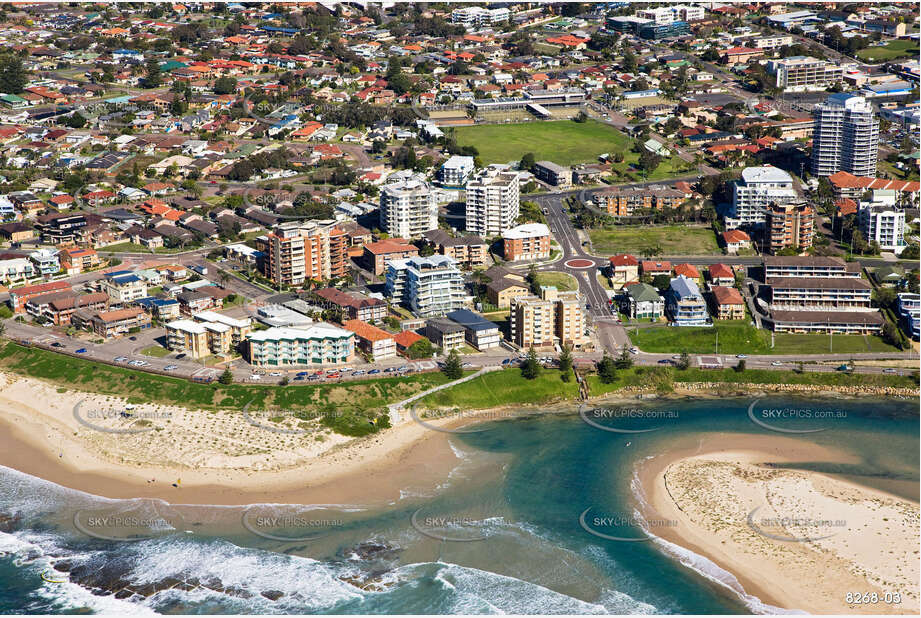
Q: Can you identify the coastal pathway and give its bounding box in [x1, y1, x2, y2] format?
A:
[387, 365, 503, 424]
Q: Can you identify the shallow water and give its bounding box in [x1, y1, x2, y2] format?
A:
[0, 396, 916, 614]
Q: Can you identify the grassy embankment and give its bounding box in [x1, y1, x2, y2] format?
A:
[631, 320, 902, 355]
[0, 342, 454, 435]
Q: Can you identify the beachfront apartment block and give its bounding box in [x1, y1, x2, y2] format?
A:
[425, 318, 466, 351]
[858, 191, 907, 254]
[502, 223, 551, 262]
[763, 256, 861, 279]
[385, 255, 466, 317]
[440, 155, 475, 187]
[665, 276, 710, 326]
[264, 220, 347, 287]
[766, 202, 814, 254]
[811, 94, 879, 178]
[26, 291, 108, 326]
[465, 167, 520, 237]
[76, 307, 151, 339]
[29, 248, 60, 277]
[246, 323, 355, 367]
[510, 294, 555, 349]
[728, 166, 798, 229]
[379, 178, 438, 239]
[765, 277, 873, 311]
[543, 286, 590, 349]
[510, 286, 588, 349]
[446, 309, 502, 351]
[768, 57, 844, 92]
[166, 312, 253, 359]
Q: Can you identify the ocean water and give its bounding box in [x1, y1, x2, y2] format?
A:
[0, 396, 917, 615]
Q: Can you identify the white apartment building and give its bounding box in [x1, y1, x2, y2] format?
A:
[728, 166, 798, 228]
[752, 34, 794, 49]
[637, 4, 703, 24]
[379, 178, 437, 239]
[859, 190, 907, 254]
[465, 166, 520, 237]
[451, 6, 510, 27]
[768, 56, 844, 92]
[811, 93, 879, 178]
[0, 257, 35, 283]
[440, 155, 475, 187]
[385, 254, 466, 317]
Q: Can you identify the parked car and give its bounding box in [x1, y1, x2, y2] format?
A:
[296, 371, 309, 377]
[736, 354, 748, 359]
[114, 356, 128, 362]
[352, 369, 366, 376]
[163, 365, 178, 371]
[368, 369, 381, 375]
[75, 348, 87, 354]
[771, 361, 783, 366]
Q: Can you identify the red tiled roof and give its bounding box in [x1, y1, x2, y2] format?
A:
[709, 263, 734, 280]
[722, 229, 751, 243]
[674, 263, 700, 279]
[343, 319, 394, 343]
[394, 330, 424, 349]
[711, 285, 744, 306]
[609, 253, 638, 267]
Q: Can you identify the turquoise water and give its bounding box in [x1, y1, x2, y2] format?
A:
[0, 396, 917, 614]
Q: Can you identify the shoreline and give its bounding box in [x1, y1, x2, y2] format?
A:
[635, 434, 920, 615]
[0, 368, 917, 508]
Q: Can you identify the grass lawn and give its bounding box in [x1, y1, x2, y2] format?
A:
[631, 321, 901, 355]
[0, 341, 453, 420]
[417, 367, 580, 410]
[453, 119, 634, 166]
[140, 345, 171, 358]
[587, 366, 917, 395]
[856, 40, 919, 62]
[588, 225, 721, 255]
[536, 271, 578, 291]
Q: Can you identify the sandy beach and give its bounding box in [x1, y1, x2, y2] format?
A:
[637, 433, 920, 614]
[0, 370, 494, 506]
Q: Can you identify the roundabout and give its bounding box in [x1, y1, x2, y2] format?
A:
[564, 258, 596, 269]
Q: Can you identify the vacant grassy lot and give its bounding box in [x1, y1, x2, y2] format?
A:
[857, 40, 919, 62]
[536, 271, 578, 291]
[101, 242, 186, 254]
[631, 321, 901, 355]
[417, 368, 580, 410]
[454, 119, 633, 166]
[588, 225, 721, 255]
